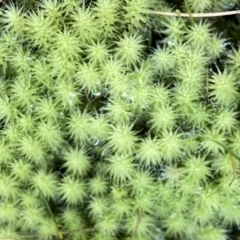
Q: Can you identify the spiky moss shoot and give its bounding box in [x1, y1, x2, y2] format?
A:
[105, 154, 136, 182]
[31, 170, 58, 199]
[0, 4, 26, 36]
[9, 46, 34, 74]
[183, 103, 211, 129]
[127, 83, 152, 114]
[95, 214, 120, 238]
[185, 20, 212, 49]
[53, 78, 80, 110]
[0, 78, 8, 98]
[177, 177, 202, 196]
[207, 33, 227, 60]
[25, 10, 58, 50]
[182, 132, 199, 154]
[37, 218, 60, 240]
[59, 207, 87, 240]
[106, 124, 138, 155]
[15, 114, 36, 134]
[151, 45, 173, 75]
[173, 62, 205, 89]
[196, 226, 227, 240]
[209, 69, 238, 106]
[160, 165, 183, 186]
[114, 32, 144, 68]
[93, 0, 120, 38]
[226, 48, 240, 76]
[182, 45, 210, 69]
[173, 83, 201, 115]
[123, 0, 153, 30]
[161, 17, 186, 44]
[0, 30, 19, 53]
[184, 0, 212, 12]
[130, 60, 154, 86]
[3, 124, 22, 146]
[9, 74, 38, 110]
[124, 213, 157, 240]
[182, 155, 210, 184]
[18, 135, 47, 166]
[0, 201, 18, 225]
[154, 184, 176, 217]
[85, 40, 109, 66]
[9, 159, 34, 183]
[219, 195, 240, 226]
[162, 213, 195, 239]
[47, 50, 78, 80]
[37, 0, 63, 27]
[34, 96, 60, 122]
[150, 84, 171, 109]
[136, 136, 162, 167]
[71, 7, 100, 43]
[212, 109, 238, 134]
[127, 171, 154, 195]
[30, 58, 52, 89]
[107, 73, 131, 98]
[88, 114, 110, 142]
[110, 198, 131, 219]
[19, 190, 42, 208]
[105, 98, 134, 124]
[88, 175, 108, 196]
[195, 186, 221, 214]
[88, 197, 110, 219]
[149, 105, 177, 132]
[50, 28, 82, 61]
[132, 192, 156, 214]
[59, 207, 85, 229]
[110, 184, 127, 200]
[62, 147, 91, 177]
[58, 176, 87, 205]
[230, 130, 240, 156]
[179, 41, 207, 66]
[168, 42, 189, 67]
[100, 57, 125, 85]
[164, 193, 191, 215]
[189, 201, 215, 225]
[159, 130, 185, 162]
[211, 154, 236, 180]
[61, 0, 83, 15]
[0, 95, 18, 122]
[0, 140, 13, 165]
[35, 120, 63, 152]
[215, 174, 240, 196]
[18, 206, 46, 232]
[0, 227, 19, 240]
[76, 62, 101, 94]
[201, 128, 226, 156]
[67, 110, 93, 144]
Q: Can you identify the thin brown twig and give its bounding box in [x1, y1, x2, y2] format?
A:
[148, 10, 240, 17]
[205, 69, 209, 112]
[229, 154, 237, 186]
[130, 211, 143, 240]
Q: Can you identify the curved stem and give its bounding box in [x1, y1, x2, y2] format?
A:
[148, 10, 240, 18]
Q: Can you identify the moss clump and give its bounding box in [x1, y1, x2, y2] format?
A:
[0, 0, 240, 239]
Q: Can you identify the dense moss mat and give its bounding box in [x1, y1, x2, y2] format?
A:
[1, 0, 240, 239]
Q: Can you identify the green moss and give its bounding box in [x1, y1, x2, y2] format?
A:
[0, 0, 240, 239]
